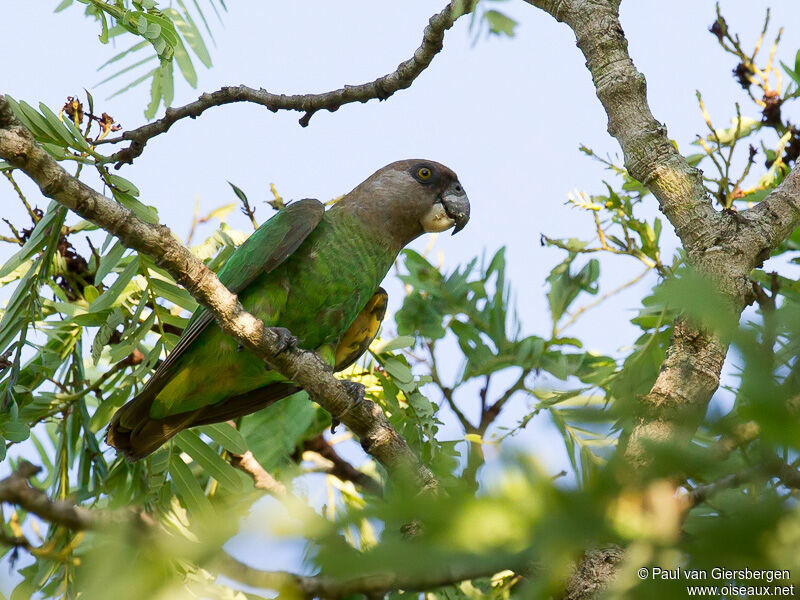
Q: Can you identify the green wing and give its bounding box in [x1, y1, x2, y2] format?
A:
[140, 199, 325, 398]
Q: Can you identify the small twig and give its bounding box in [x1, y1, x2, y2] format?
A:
[3, 170, 38, 224]
[229, 450, 287, 497]
[557, 267, 652, 335]
[186, 196, 201, 245]
[100, 2, 470, 168]
[427, 341, 475, 433]
[480, 370, 531, 432]
[2, 218, 24, 244]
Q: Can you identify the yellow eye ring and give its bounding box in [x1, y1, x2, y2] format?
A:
[418, 167, 432, 180]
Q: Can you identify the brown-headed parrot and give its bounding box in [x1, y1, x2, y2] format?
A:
[106, 160, 470, 460]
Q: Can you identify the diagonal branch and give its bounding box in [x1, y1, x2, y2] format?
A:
[100, 1, 471, 168]
[523, 0, 800, 473]
[0, 95, 438, 493]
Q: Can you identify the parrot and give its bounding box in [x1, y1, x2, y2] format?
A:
[106, 159, 470, 460]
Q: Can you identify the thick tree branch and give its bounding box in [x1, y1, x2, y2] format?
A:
[524, 0, 800, 472]
[524, 0, 723, 487]
[522, 1, 800, 597]
[0, 95, 438, 493]
[100, 1, 470, 168]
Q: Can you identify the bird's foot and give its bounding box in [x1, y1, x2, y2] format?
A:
[269, 327, 298, 355]
[330, 380, 365, 433]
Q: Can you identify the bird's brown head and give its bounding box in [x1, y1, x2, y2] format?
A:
[334, 159, 470, 248]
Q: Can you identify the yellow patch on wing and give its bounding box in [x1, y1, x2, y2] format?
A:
[334, 288, 388, 372]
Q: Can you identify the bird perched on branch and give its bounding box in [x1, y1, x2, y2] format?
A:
[106, 160, 470, 460]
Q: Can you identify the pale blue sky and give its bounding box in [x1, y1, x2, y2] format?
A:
[2, 0, 800, 593]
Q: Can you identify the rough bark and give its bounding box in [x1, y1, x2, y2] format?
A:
[523, 0, 800, 597]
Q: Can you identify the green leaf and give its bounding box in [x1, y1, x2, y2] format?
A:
[0, 201, 62, 279]
[145, 63, 164, 118]
[546, 256, 600, 324]
[169, 452, 214, 517]
[92, 307, 126, 365]
[148, 276, 198, 312]
[175, 430, 244, 493]
[145, 22, 162, 39]
[111, 188, 158, 224]
[170, 6, 212, 68]
[795, 48, 800, 79]
[171, 36, 198, 88]
[83, 285, 100, 303]
[94, 241, 127, 286]
[371, 335, 416, 354]
[60, 114, 91, 151]
[380, 355, 414, 384]
[90, 255, 139, 313]
[108, 174, 141, 197]
[484, 10, 517, 37]
[198, 423, 248, 455]
[98, 9, 109, 43]
[240, 392, 316, 471]
[1, 420, 31, 443]
[38, 103, 80, 148]
[227, 181, 248, 204]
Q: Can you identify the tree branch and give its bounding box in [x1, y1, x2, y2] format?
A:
[229, 450, 288, 497]
[216, 552, 526, 599]
[100, 1, 470, 168]
[0, 95, 438, 493]
[522, 1, 800, 597]
[0, 460, 144, 531]
[735, 165, 800, 255]
[687, 458, 800, 508]
[523, 0, 800, 472]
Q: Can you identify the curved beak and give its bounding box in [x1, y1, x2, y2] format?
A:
[440, 180, 470, 235]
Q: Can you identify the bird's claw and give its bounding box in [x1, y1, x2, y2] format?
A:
[330, 381, 365, 433]
[270, 327, 298, 355]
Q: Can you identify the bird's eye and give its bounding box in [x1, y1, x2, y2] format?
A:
[418, 167, 432, 180]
